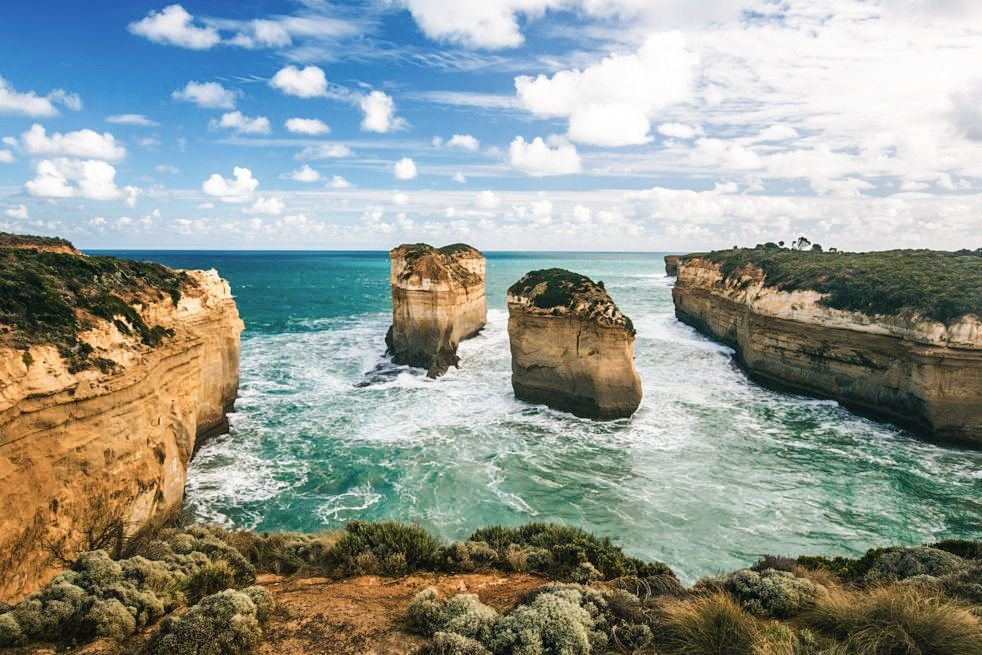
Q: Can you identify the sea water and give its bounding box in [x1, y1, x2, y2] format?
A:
[97, 251, 982, 582]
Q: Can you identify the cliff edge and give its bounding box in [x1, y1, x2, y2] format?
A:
[0, 235, 243, 600]
[507, 269, 642, 419]
[385, 243, 486, 378]
[672, 248, 982, 445]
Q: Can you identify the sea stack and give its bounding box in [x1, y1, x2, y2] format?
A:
[507, 269, 643, 419]
[664, 255, 680, 277]
[386, 243, 487, 378]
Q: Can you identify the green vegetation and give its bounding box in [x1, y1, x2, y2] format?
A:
[0, 237, 190, 370]
[144, 587, 273, 655]
[0, 231, 75, 250]
[508, 269, 634, 332]
[685, 247, 982, 323]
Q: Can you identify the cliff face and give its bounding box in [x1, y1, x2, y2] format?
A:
[0, 252, 242, 601]
[385, 243, 487, 378]
[672, 257, 982, 445]
[664, 255, 680, 277]
[507, 269, 642, 419]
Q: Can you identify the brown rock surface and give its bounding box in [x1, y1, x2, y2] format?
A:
[507, 269, 642, 419]
[0, 250, 242, 601]
[672, 257, 982, 445]
[385, 243, 486, 377]
[664, 255, 680, 277]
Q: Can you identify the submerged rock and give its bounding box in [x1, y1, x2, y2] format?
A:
[385, 243, 487, 378]
[507, 269, 643, 419]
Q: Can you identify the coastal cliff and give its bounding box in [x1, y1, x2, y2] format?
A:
[385, 243, 486, 378]
[672, 250, 982, 445]
[0, 235, 243, 600]
[507, 269, 642, 419]
[664, 255, 680, 277]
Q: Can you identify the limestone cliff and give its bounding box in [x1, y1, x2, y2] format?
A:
[507, 269, 642, 419]
[664, 255, 680, 277]
[0, 240, 243, 600]
[672, 256, 982, 446]
[385, 243, 486, 378]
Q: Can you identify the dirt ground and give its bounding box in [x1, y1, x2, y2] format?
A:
[11, 572, 545, 655]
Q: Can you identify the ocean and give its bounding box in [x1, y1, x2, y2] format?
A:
[96, 250, 982, 583]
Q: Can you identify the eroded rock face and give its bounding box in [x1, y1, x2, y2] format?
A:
[672, 257, 982, 446]
[664, 256, 680, 277]
[0, 253, 242, 601]
[507, 269, 642, 419]
[385, 243, 487, 378]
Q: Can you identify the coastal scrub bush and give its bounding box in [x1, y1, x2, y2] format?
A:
[418, 631, 492, 655]
[930, 539, 982, 561]
[0, 612, 24, 647]
[863, 546, 967, 583]
[654, 592, 763, 655]
[232, 531, 338, 575]
[699, 568, 824, 618]
[435, 541, 499, 572]
[183, 561, 236, 604]
[490, 584, 609, 655]
[144, 587, 272, 655]
[406, 588, 499, 643]
[328, 521, 441, 576]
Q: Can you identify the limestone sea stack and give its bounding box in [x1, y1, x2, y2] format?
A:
[0, 235, 242, 600]
[664, 255, 680, 277]
[385, 243, 487, 378]
[507, 269, 643, 419]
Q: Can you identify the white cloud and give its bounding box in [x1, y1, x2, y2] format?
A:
[393, 157, 418, 180]
[227, 19, 292, 48]
[515, 32, 697, 146]
[26, 158, 121, 200]
[269, 65, 328, 98]
[251, 197, 285, 215]
[128, 4, 221, 50]
[20, 124, 126, 161]
[756, 125, 800, 142]
[124, 185, 142, 208]
[284, 118, 330, 135]
[445, 134, 481, 151]
[453, 172, 467, 183]
[474, 190, 501, 209]
[155, 164, 180, 174]
[211, 111, 271, 135]
[359, 91, 406, 133]
[329, 175, 351, 188]
[392, 192, 410, 205]
[950, 80, 982, 141]
[288, 164, 320, 182]
[0, 149, 13, 164]
[0, 75, 81, 117]
[657, 122, 702, 139]
[296, 143, 354, 160]
[4, 204, 28, 219]
[107, 113, 159, 127]
[172, 81, 239, 109]
[397, 0, 548, 49]
[201, 167, 259, 203]
[508, 136, 582, 176]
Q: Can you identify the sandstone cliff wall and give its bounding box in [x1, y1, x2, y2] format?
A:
[386, 244, 486, 378]
[0, 269, 242, 600]
[672, 258, 982, 445]
[664, 256, 680, 277]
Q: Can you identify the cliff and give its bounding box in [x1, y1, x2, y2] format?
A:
[672, 250, 982, 445]
[664, 255, 680, 277]
[507, 269, 642, 419]
[0, 239, 243, 600]
[385, 243, 487, 378]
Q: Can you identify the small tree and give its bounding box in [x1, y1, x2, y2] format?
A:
[811, 243, 823, 252]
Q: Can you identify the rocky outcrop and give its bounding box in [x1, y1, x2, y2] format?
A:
[385, 243, 486, 378]
[672, 257, 982, 446]
[0, 246, 242, 601]
[664, 256, 680, 277]
[507, 269, 642, 419]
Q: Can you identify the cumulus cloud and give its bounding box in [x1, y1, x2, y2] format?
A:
[393, 157, 418, 180]
[445, 134, 481, 151]
[296, 143, 354, 160]
[329, 175, 351, 188]
[284, 117, 330, 135]
[26, 158, 122, 200]
[227, 19, 292, 48]
[453, 172, 467, 183]
[269, 65, 328, 98]
[128, 4, 221, 49]
[0, 75, 81, 117]
[508, 136, 582, 176]
[392, 192, 410, 205]
[4, 204, 28, 219]
[211, 111, 271, 135]
[172, 81, 239, 109]
[515, 32, 696, 146]
[359, 91, 406, 133]
[250, 197, 285, 215]
[288, 164, 320, 182]
[107, 113, 159, 127]
[201, 167, 259, 203]
[0, 149, 13, 164]
[657, 122, 702, 139]
[20, 124, 126, 161]
[397, 0, 549, 49]
[474, 190, 501, 209]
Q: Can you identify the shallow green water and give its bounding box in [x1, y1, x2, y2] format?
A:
[101, 250, 982, 582]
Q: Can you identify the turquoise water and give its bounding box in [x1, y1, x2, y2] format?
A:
[100, 251, 982, 582]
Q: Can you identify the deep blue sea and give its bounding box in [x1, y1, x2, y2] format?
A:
[96, 250, 982, 582]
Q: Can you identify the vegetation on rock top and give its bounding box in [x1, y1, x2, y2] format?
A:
[684, 247, 982, 324]
[0, 235, 191, 371]
[392, 242, 484, 287]
[508, 268, 634, 333]
[0, 232, 76, 251]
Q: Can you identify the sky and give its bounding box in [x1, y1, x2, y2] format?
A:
[1, 0, 982, 251]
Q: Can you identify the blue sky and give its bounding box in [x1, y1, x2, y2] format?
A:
[1, 0, 982, 250]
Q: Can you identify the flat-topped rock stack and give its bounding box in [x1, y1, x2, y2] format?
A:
[507, 268, 643, 419]
[664, 255, 680, 277]
[385, 243, 487, 378]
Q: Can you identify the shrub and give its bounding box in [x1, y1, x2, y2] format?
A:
[84, 598, 136, 640]
[237, 532, 338, 575]
[655, 592, 763, 655]
[406, 588, 499, 643]
[418, 631, 492, 655]
[702, 568, 824, 618]
[930, 539, 982, 561]
[941, 562, 982, 603]
[609, 574, 686, 600]
[806, 586, 982, 655]
[0, 613, 25, 647]
[184, 561, 236, 604]
[145, 588, 270, 655]
[490, 584, 609, 655]
[435, 541, 499, 572]
[329, 521, 441, 576]
[864, 547, 967, 583]
[244, 586, 275, 624]
[407, 588, 447, 636]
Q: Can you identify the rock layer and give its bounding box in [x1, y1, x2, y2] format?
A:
[672, 257, 982, 446]
[507, 269, 642, 419]
[0, 253, 242, 601]
[664, 255, 680, 277]
[385, 243, 487, 378]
